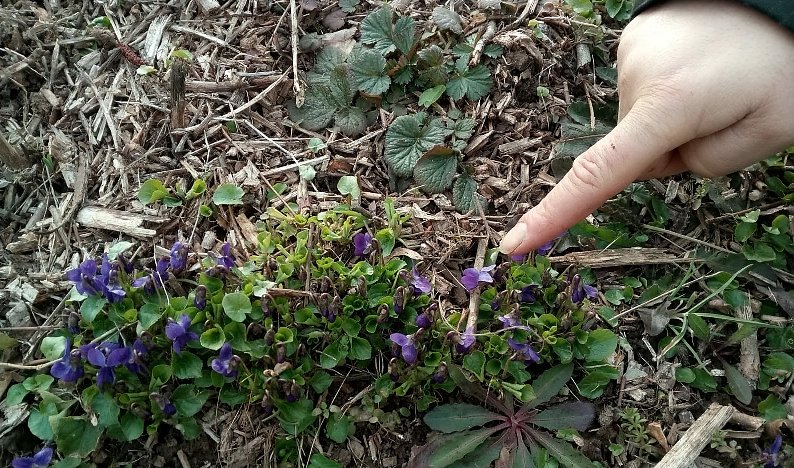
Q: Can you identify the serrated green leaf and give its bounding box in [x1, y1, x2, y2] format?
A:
[758, 395, 788, 420]
[329, 66, 354, 107]
[213, 183, 244, 205]
[414, 148, 457, 193]
[334, 106, 367, 136]
[423, 403, 500, 433]
[417, 45, 448, 86]
[360, 7, 397, 55]
[483, 43, 503, 58]
[432, 6, 463, 34]
[605, 0, 624, 17]
[392, 16, 416, 54]
[452, 118, 476, 140]
[453, 173, 478, 212]
[291, 85, 337, 130]
[339, 0, 358, 13]
[723, 362, 752, 405]
[565, 0, 594, 16]
[384, 114, 447, 177]
[350, 50, 390, 95]
[446, 65, 491, 101]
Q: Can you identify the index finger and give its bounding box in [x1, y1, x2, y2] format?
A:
[498, 101, 688, 255]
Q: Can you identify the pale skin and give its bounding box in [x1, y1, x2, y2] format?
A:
[499, 0, 794, 255]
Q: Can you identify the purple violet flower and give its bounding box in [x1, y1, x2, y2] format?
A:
[125, 339, 148, 374]
[11, 447, 52, 468]
[170, 242, 188, 273]
[461, 265, 496, 291]
[411, 267, 432, 294]
[151, 393, 176, 416]
[570, 274, 598, 304]
[497, 314, 520, 329]
[215, 243, 234, 269]
[455, 327, 476, 354]
[762, 434, 783, 468]
[519, 286, 536, 303]
[510, 253, 526, 262]
[416, 312, 432, 329]
[353, 232, 373, 257]
[51, 343, 84, 383]
[536, 240, 554, 256]
[508, 338, 541, 364]
[86, 343, 131, 388]
[65, 259, 102, 296]
[165, 314, 199, 353]
[211, 342, 239, 377]
[389, 333, 417, 364]
[132, 257, 171, 294]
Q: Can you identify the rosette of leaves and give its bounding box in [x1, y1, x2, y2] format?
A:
[383, 112, 484, 212]
[408, 364, 596, 468]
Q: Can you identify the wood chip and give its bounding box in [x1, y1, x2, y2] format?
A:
[547, 248, 693, 268]
[656, 403, 735, 468]
[75, 206, 162, 237]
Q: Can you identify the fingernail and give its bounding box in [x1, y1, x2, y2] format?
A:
[499, 226, 524, 254]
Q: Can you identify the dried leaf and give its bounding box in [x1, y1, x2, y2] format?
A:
[432, 6, 463, 34]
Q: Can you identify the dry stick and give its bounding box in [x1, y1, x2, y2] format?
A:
[656, 403, 735, 468]
[469, 21, 496, 66]
[170, 57, 187, 129]
[510, 0, 539, 27]
[289, 0, 302, 103]
[461, 238, 489, 335]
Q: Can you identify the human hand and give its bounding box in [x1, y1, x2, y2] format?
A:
[499, 0, 794, 255]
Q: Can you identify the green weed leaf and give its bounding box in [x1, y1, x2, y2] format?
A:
[51, 416, 103, 458]
[40, 336, 67, 361]
[419, 85, 446, 107]
[213, 183, 244, 205]
[80, 295, 107, 323]
[414, 148, 457, 193]
[384, 114, 447, 177]
[526, 362, 573, 409]
[723, 362, 752, 405]
[138, 179, 169, 205]
[584, 329, 617, 362]
[309, 453, 343, 468]
[446, 65, 491, 101]
[326, 413, 355, 443]
[426, 427, 500, 467]
[351, 50, 390, 95]
[171, 351, 203, 379]
[200, 326, 226, 350]
[172, 384, 210, 417]
[528, 428, 594, 468]
[423, 403, 500, 433]
[223, 292, 252, 322]
[533, 401, 595, 431]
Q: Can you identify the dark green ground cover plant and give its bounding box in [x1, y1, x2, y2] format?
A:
[5, 198, 622, 467]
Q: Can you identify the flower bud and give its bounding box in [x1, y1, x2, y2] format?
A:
[357, 277, 367, 296]
[118, 253, 134, 274]
[393, 287, 405, 315]
[432, 363, 448, 383]
[247, 322, 265, 339]
[261, 294, 272, 318]
[415, 312, 432, 329]
[261, 391, 274, 416]
[388, 358, 399, 382]
[493, 262, 510, 285]
[67, 311, 80, 334]
[330, 296, 341, 316]
[377, 304, 389, 324]
[320, 276, 332, 293]
[264, 328, 275, 346]
[194, 285, 207, 310]
[275, 343, 286, 363]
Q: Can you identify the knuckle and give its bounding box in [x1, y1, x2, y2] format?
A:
[569, 154, 607, 192]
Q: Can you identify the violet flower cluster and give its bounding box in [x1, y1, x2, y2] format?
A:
[11, 447, 52, 468]
[51, 339, 149, 387]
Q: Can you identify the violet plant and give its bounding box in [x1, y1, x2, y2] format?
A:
[4, 200, 617, 466]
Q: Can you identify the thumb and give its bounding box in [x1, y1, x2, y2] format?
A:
[498, 102, 688, 255]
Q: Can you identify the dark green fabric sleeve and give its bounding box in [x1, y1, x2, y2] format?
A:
[632, 0, 794, 33]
